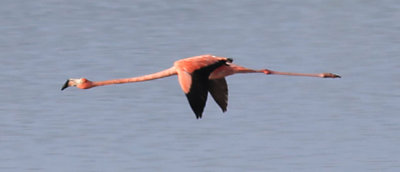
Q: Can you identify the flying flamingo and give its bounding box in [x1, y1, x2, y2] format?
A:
[61, 54, 340, 119]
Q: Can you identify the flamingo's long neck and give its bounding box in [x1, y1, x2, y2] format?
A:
[91, 67, 177, 87]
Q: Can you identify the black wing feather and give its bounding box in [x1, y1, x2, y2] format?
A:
[186, 75, 209, 119]
[208, 78, 228, 112]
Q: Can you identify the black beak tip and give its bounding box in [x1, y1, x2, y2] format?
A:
[61, 80, 69, 91]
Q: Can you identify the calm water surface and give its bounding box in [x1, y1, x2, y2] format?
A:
[1, 0, 399, 171]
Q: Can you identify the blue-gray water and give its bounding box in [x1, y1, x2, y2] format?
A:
[1, 0, 399, 171]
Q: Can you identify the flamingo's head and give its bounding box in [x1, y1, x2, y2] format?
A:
[320, 73, 341, 78]
[61, 78, 94, 90]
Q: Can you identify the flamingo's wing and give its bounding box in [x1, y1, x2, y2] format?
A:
[176, 59, 229, 119]
[177, 69, 208, 119]
[208, 78, 228, 112]
[184, 71, 209, 119]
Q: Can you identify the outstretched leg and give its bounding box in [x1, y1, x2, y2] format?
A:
[262, 69, 341, 78]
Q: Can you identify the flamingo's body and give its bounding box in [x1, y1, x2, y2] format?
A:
[62, 54, 340, 118]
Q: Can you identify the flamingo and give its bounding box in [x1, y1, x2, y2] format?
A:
[61, 54, 340, 119]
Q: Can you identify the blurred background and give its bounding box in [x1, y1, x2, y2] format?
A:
[0, 0, 399, 171]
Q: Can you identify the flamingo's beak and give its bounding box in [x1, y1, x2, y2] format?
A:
[61, 80, 70, 91]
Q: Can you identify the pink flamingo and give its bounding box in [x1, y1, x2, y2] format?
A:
[62, 54, 340, 118]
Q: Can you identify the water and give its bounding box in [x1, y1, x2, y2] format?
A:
[1, 0, 399, 171]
